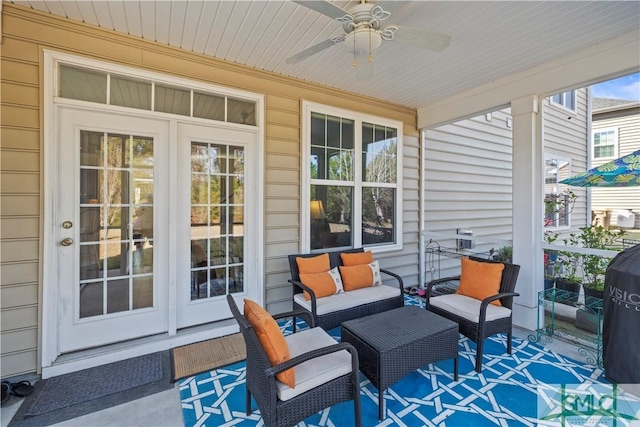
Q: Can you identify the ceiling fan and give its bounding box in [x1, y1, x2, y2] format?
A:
[286, 0, 451, 66]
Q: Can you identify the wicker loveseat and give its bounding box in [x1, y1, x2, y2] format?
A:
[288, 248, 404, 330]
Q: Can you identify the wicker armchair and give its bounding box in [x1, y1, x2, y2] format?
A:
[226, 295, 362, 427]
[425, 257, 520, 373]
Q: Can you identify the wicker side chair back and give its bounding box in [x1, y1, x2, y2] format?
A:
[425, 257, 521, 372]
[226, 295, 362, 427]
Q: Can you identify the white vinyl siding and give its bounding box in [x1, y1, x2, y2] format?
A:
[542, 89, 590, 234]
[423, 110, 514, 279]
[591, 106, 640, 220]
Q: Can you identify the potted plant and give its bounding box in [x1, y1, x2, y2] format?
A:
[579, 225, 626, 300]
[543, 231, 559, 291]
[489, 245, 512, 263]
[554, 232, 582, 305]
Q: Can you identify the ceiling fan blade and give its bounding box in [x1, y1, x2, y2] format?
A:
[292, 0, 350, 20]
[391, 26, 451, 52]
[286, 38, 342, 64]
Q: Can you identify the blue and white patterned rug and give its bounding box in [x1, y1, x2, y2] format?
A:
[179, 297, 637, 426]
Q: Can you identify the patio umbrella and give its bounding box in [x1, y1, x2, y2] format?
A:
[560, 149, 640, 187]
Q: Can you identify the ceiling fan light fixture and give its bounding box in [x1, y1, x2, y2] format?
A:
[344, 27, 382, 55]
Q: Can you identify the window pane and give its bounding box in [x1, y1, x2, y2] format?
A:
[342, 119, 355, 150]
[362, 187, 395, 245]
[110, 76, 151, 110]
[193, 92, 225, 121]
[311, 113, 326, 146]
[363, 123, 397, 183]
[60, 65, 107, 103]
[564, 91, 575, 110]
[326, 115, 341, 148]
[328, 149, 353, 181]
[228, 98, 256, 125]
[155, 85, 190, 116]
[310, 185, 352, 250]
[310, 146, 325, 179]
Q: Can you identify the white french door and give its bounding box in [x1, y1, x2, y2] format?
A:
[176, 123, 260, 328]
[57, 108, 170, 352]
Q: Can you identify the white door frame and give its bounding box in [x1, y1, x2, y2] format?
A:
[41, 50, 264, 376]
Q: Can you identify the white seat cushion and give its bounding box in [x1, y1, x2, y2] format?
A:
[293, 285, 399, 316]
[276, 327, 352, 401]
[429, 294, 512, 323]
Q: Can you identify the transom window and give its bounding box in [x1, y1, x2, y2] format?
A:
[58, 64, 256, 126]
[303, 102, 402, 252]
[550, 90, 576, 111]
[592, 128, 618, 159]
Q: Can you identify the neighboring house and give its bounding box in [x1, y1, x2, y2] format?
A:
[422, 89, 590, 279]
[590, 98, 640, 227]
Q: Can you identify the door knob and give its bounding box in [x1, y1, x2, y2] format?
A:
[60, 238, 73, 246]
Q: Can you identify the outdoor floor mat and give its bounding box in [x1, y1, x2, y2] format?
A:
[179, 296, 640, 426]
[8, 351, 172, 427]
[172, 333, 246, 381]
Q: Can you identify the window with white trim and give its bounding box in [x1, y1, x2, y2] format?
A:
[550, 90, 576, 111]
[303, 102, 402, 252]
[592, 128, 618, 160]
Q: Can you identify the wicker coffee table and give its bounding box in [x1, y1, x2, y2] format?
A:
[341, 305, 459, 420]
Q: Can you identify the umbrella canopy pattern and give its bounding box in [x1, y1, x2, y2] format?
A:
[560, 150, 640, 187]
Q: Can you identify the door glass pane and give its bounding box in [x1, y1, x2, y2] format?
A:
[79, 282, 104, 319]
[78, 131, 154, 318]
[190, 142, 245, 300]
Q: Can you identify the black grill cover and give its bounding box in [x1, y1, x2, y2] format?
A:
[603, 243, 640, 384]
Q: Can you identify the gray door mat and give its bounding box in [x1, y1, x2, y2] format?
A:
[8, 351, 173, 427]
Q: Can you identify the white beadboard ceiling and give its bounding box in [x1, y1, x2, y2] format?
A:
[10, 0, 640, 109]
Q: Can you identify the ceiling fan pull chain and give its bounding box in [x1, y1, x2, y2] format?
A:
[353, 34, 357, 67]
[369, 28, 373, 62]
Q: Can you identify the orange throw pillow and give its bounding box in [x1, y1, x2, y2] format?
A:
[296, 253, 330, 274]
[339, 264, 374, 291]
[341, 251, 373, 266]
[244, 299, 295, 387]
[299, 267, 343, 300]
[456, 257, 505, 306]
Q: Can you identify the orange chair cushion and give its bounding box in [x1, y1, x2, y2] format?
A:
[339, 264, 374, 291]
[456, 257, 505, 306]
[244, 299, 295, 388]
[340, 251, 373, 266]
[296, 253, 330, 274]
[299, 267, 343, 300]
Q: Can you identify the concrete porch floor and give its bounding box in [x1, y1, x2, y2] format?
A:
[0, 326, 590, 427]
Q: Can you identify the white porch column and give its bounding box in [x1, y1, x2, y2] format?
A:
[511, 95, 543, 331]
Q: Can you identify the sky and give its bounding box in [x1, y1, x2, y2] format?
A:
[591, 72, 640, 101]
